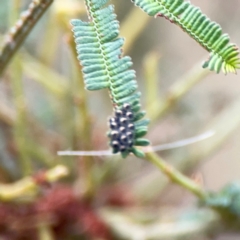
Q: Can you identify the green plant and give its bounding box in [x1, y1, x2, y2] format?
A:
[0, 0, 240, 239]
[71, 0, 150, 158]
[71, 0, 240, 159]
[132, 0, 240, 74]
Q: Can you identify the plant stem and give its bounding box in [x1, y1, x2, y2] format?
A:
[143, 51, 160, 110]
[120, 6, 150, 53]
[8, 2, 32, 176]
[22, 51, 68, 98]
[145, 152, 208, 200]
[135, 95, 240, 201]
[179, 94, 240, 171]
[148, 60, 211, 122]
[0, 0, 54, 76]
[11, 55, 32, 176]
[0, 165, 68, 202]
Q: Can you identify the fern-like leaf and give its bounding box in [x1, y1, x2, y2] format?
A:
[71, 0, 149, 158]
[204, 182, 240, 219]
[131, 0, 240, 74]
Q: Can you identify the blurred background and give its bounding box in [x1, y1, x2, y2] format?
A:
[0, 0, 240, 239]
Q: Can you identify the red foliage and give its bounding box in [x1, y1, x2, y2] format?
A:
[0, 185, 112, 240]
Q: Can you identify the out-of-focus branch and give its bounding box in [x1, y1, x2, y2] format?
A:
[0, 165, 68, 202]
[120, 7, 150, 53]
[0, 0, 54, 76]
[144, 51, 161, 110]
[148, 60, 211, 122]
[179, 94, 240, 171]
[0, 89, 63, 168]
[22, 51, 68, 97]
[100, 208, 221, 240]
[11, 55, 31, 176]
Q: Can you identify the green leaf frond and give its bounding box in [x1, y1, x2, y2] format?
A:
[204, 182, 240, 219]
[71, 0, 149, 158]
[131, 0, 240, 74]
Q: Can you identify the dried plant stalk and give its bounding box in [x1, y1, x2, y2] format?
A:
[0, 0, 53, 76]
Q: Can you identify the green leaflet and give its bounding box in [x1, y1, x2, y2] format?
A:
[132, 0, 240, 74]
[204, 182, 240, 219]
[71, 0, 149, 158]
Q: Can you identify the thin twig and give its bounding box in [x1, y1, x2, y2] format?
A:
[0, 0, 54, 76]
[57, 130, 214, 156]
